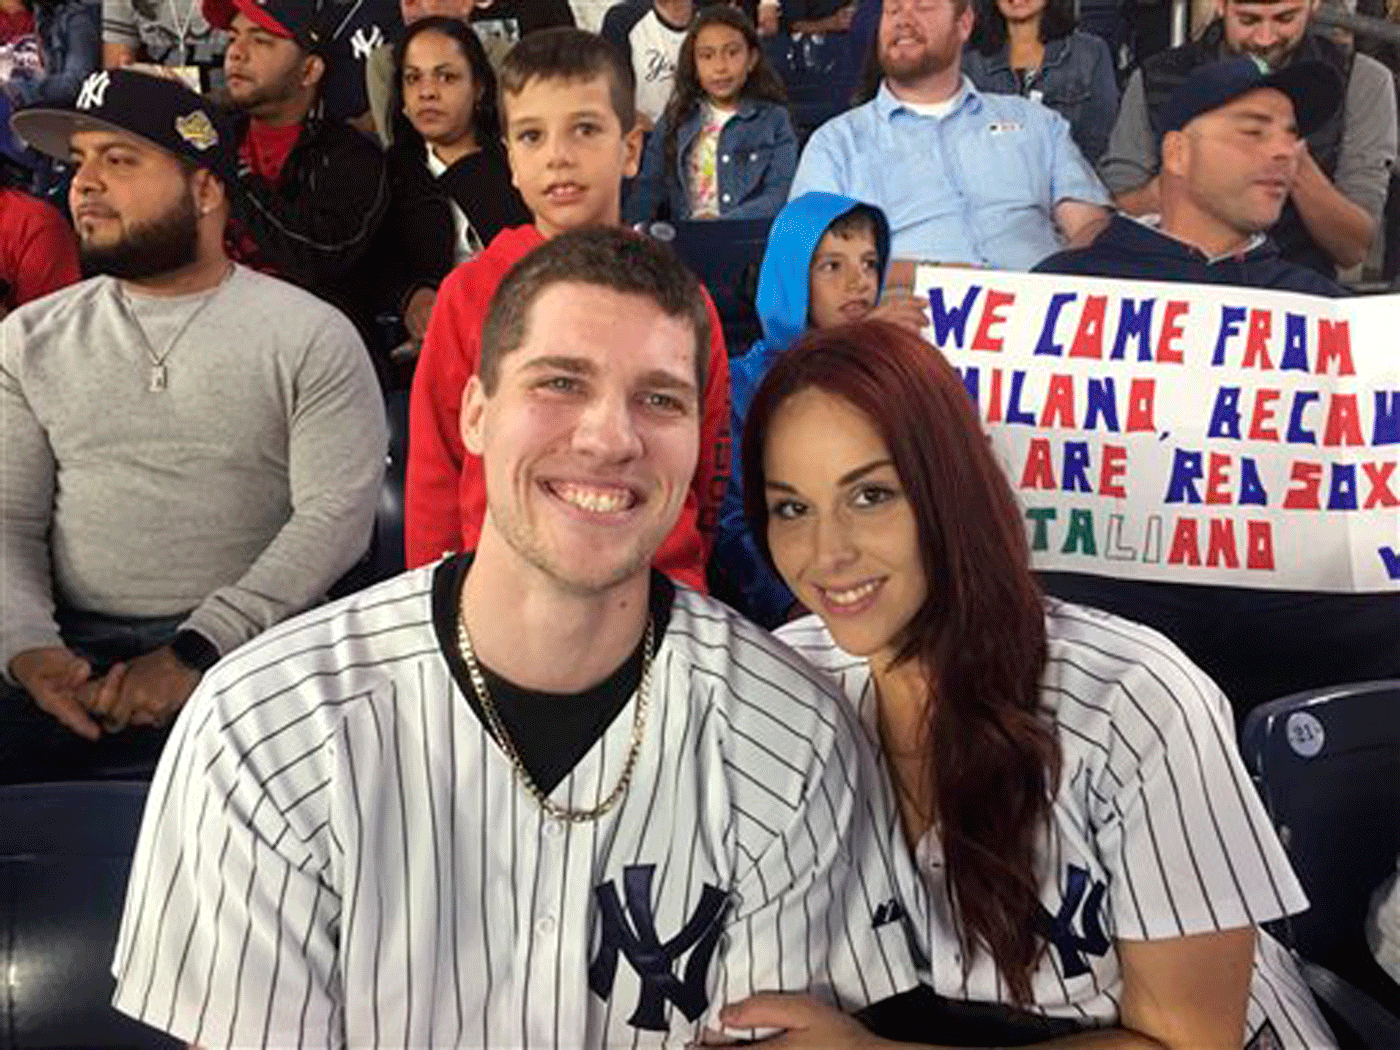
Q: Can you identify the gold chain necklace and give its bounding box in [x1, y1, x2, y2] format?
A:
[456, 614, 656, 823]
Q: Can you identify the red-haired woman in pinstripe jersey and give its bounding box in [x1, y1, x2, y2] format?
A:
[724, 318, 1336, 1050]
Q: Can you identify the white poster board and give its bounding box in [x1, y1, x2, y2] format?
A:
[912, 266, 1400, 592]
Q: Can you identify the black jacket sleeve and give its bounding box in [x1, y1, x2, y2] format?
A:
[231, 119, 391, 291]
[600, 0, 645, 72]
[521, 0, 575, 32]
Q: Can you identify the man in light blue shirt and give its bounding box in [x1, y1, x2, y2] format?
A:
[790, 0, 1111, 269]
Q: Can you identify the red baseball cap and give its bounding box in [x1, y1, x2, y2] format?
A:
[203, 0, 330, 52]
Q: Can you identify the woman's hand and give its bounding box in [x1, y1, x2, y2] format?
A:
[719, 993, 889, 1049]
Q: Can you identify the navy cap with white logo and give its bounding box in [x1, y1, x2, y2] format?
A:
[1159, 56, 1343, 139]
[10, 68, 238, 185]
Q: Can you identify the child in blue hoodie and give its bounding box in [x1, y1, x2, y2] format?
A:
[715, 191, 925, 626]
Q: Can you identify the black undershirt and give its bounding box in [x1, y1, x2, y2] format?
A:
[431, 553, 675, 795]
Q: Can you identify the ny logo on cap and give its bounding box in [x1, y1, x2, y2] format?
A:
[76, 70, 112, 111]
[350, 24, 383, 61]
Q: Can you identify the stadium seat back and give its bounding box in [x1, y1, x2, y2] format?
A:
[0, 781, 181, 1049]
[761, 31, 858, 141]
[377, 387, 410, 581]
[1242, 680, 1400, 1011]
[669, 217, 773, 355]
[329, 387, 409, 598]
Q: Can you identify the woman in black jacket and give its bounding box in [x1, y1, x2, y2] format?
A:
[382, 15, 529, 343]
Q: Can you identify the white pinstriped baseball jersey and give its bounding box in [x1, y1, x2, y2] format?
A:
[111, 563, 919, 1047]
[778, 599, 1337, 1050]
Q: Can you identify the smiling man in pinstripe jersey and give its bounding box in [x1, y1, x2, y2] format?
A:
[110, 225, 920, 1048]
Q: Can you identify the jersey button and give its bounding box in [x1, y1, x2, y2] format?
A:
[536, 915, 556, 935]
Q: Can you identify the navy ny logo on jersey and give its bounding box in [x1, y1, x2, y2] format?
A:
[872, 898, 906, 928]
[1038, 864, 1110, 977]
[589, 865, 730, 1031]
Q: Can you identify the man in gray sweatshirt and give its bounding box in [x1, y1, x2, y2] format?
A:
[0, 69, 386, 782]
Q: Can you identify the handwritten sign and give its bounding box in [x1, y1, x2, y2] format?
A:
[910, 266, 1400, 592]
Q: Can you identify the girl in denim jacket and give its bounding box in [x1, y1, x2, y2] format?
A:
[624, 5, 796, 223]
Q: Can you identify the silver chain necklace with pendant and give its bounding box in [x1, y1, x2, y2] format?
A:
[121, 264, 234, 392]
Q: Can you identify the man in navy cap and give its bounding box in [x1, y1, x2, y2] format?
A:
[1040, 56, 1346, 295]
[204, 0, 389, 359]
[0, 68, 386, 783]
[1100, 0, 1397, 280]
[1036, 61, 1400, 725]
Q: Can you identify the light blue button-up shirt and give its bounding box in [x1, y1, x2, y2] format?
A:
[790, 77, 1110, 270]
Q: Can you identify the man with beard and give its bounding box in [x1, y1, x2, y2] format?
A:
[203, 0, 390, 358]
[1034, 59, 1400, 726]
[109, 226, 918, 1047]
[1099, 0, 1397, 280]
[788, 0, 1111, 269]
[0, 69, 385, 784]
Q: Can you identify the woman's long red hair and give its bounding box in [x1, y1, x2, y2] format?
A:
[742, 319, 1060, 1003]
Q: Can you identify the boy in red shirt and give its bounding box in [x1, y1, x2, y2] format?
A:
[406, 28, 729, 590]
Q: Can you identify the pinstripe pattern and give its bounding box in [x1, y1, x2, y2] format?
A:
[779, 598, 1336, 1049]
[111, 564, 917, 1047]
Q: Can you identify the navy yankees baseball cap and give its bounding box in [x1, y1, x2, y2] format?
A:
[1159, 56, 1343, 138]
[11, 68, 239, 185]
[203, 0, 334, 54]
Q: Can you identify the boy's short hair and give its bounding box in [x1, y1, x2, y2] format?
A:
[498, 28, 637, 133]
[480, 227, 711, 394]
[821, 205, 882, 245]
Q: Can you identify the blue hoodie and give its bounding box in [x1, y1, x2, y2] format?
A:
[714, 191, 891, 628]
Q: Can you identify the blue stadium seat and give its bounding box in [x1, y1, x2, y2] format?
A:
[0, 780, 180, 1049]
[1242, 680, 1400, 1044]
[667, 217, 773, 355]
[329, 387, 409, 598]
[760, 31, 860, 142]
[376, 386, 409, 581]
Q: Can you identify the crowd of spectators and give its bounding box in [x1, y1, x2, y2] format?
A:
[0, 0, 1396, 781]
[0, 0, 1388, 303]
